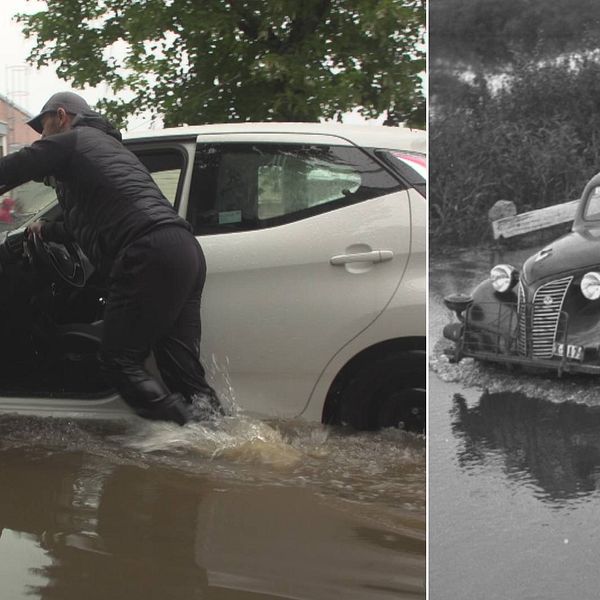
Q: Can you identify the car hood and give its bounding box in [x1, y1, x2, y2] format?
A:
[522, 228, 600, 284]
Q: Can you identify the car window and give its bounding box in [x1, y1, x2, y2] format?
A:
[134, 149, 186, 206]
[149, 169, 180, 205]
[0, 148, 185, 233]
[186, 143, 404, 234]
[0, 180, 56, 233]
[584, 185, 600, 220]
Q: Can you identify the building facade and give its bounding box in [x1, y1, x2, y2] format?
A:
[0, 94, 39, 156]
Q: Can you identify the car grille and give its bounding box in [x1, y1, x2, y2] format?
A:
[517, 276, 572, 358]
[517, 282, 527, 355]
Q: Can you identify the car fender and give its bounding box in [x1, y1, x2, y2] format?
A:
[300, 188, 425, 422]
[299, 309, 425, 422]
[461, 279, 519, 350]
[559, 295, 600, 348]
[300, 220, 425, 421]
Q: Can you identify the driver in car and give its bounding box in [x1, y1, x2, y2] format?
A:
[0, 91, 222, 425]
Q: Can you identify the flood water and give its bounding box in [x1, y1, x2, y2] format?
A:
[0, 411, 424, 599]
[430, 245, 600, 599]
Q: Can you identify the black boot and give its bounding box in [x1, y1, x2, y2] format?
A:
[100, 352, 192, 425]
[134, 392, 192, 426]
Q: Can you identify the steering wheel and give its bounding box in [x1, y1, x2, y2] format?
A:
[29, 233, 93, 288]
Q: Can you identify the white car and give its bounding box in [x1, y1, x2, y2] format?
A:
[0, 122, 426, 431]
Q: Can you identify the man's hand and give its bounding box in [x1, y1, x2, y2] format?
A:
[26, 221, 44, 240]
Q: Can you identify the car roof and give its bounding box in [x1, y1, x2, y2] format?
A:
[123, 122, 425, 153]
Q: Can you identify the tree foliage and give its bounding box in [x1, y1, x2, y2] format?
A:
[18, 0, 425, 128]
[430, 55, 600, 245]
[430, 0, 600, 67]
[429, 0, 600, 246]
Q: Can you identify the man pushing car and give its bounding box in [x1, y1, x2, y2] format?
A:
[0, 91, 222, 425]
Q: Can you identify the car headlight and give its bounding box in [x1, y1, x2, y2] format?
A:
[490, 264, 518, 293]
[581, 271, 600, 300]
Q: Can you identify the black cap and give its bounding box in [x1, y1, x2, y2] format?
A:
[26, 91, 93, 134]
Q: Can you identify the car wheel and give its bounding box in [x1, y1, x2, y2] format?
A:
[338, 351, 425, 433]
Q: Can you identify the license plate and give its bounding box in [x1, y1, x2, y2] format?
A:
[553, 342, 584, 361]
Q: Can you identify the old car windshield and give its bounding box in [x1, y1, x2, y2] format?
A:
[583, 185, 600, 221]
[0, 180, 57, 233]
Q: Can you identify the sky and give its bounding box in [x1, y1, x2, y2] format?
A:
[0, 0, 107, 116]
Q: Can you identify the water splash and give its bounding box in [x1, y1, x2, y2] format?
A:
[202, 353, 239, 416]
[0, 410, 425, 513]
[110, 415, 304, 469]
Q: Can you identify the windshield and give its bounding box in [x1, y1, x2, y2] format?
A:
[583, 185, 600, 221]
[0, 181, 57, 233]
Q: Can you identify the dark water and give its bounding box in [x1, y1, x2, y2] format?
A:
[430, 246, 600, 599]
[0, 413, 424, 600]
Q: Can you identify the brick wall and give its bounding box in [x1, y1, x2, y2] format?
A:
[0, 97, 39, 152]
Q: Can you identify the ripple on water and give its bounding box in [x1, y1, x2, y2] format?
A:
[107, 416, 425, 509]
[0, 411, 425, 514]
[430, 335, 600, 408]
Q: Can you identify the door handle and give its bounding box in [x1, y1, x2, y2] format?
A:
[330, 250, 394, 265]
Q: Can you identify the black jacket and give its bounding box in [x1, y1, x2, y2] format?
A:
[0, 113, 190, 272]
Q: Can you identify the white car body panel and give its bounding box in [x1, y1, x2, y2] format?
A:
[199, 189, 411, 418]
[124, 122, 426, 154]
[0, 123, 425, 424]
[301, 187, 426, 421]
[0, 393, 130, 420]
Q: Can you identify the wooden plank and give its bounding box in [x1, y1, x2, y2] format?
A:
[491, 199, 580, 240]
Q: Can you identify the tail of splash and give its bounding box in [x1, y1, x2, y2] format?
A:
[202, 353, 238, 417]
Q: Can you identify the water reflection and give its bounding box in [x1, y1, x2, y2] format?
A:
[0, 451, 210, 599]
[451, 391, 600, 503]
[0, 429, 424, 600]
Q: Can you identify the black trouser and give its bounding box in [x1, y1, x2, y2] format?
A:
[99, 226, 220, 423]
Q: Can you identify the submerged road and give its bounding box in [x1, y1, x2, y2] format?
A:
[0, 411, 424, 600]
[429, 245, 600, 599]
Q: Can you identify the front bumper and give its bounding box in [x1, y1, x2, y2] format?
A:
[443, 299, 600, 375]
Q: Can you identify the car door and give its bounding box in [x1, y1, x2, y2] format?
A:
[182, 132, 412, 418]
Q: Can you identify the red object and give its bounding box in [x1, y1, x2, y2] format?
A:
[390, 151, 426, 178]
[0, 198, 15, 223]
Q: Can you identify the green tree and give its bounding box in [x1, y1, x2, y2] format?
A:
[18, 0, 425, 128]
[430, 0, 600, 67]
[429, 55, 600, 245]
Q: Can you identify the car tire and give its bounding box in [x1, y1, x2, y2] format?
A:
[338, 351, 425, 433]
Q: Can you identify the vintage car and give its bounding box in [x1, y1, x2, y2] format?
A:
[444, 172, 600, 375]
[0, 122, 426, 432]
